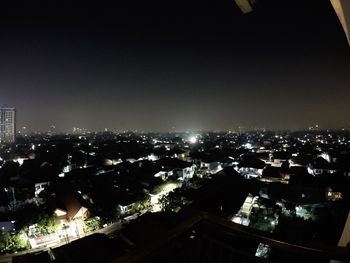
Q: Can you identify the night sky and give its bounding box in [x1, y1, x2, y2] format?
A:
[0, 0, 349, 132]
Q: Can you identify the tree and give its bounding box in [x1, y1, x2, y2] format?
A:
[9, 232, 29, 251]
[0, 231, 29, 253]
[0, 231, 11, 252]
[84, 217, 103, 232]
[159, 189, 187, 212]
[36, 214, 60, 234]
[129, 197, 152, 215]
[138, 197, 152, 211]
[16, 206, 60, 235]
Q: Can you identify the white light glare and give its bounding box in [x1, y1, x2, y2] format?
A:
[189, 136, 197, 144]
[244, 143, 253, 149]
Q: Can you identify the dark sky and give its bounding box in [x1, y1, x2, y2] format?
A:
[0, 0, 349, 132]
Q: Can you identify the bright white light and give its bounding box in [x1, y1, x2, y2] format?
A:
[14, 158, 26, 166]
[307, 167, 313, 175]
[150, 182, 180, 212]
[244, 143, 253, 149]
[189, 136, 197, 144]
[148, 154, 158, 161]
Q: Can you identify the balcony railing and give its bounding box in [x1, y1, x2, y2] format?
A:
[113, 210, 350, 263]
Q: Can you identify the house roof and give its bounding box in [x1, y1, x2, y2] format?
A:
[312, 157, 333, 170]
[262, 166, 283, 178]
[190, 151, 225, 163]
[291, 154, 313, 166]
[156, 157, 192, 170]
[238, 158, 266, 169]
[117, 191, 145, 207]
[55, 193, 88, 220]
[273, 151, 291, 160]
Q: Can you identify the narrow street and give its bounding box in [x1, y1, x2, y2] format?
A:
[0, 220, 124, 263]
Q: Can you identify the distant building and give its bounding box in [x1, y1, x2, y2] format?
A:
[0, 107, 16, 143]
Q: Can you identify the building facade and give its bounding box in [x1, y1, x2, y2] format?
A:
[0, 107, 16, 143]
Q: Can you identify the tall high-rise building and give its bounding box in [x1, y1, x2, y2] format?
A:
[0, 107, 16, 144]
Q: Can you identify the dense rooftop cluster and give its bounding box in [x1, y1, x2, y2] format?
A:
[1, 130, 350, 262]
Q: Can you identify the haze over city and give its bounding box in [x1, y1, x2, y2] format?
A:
[2, 1, 350, 263]
[1, 0, 350, 132]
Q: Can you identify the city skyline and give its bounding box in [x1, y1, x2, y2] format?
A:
[2, 1, 350, 261]
[1, 0, 350, 132]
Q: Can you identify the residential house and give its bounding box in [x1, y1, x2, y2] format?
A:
[308, 157, 336, 176]
[155, 158, 196, 181]
[54, 193, 89, 239]
[237, 158, 266, 179]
